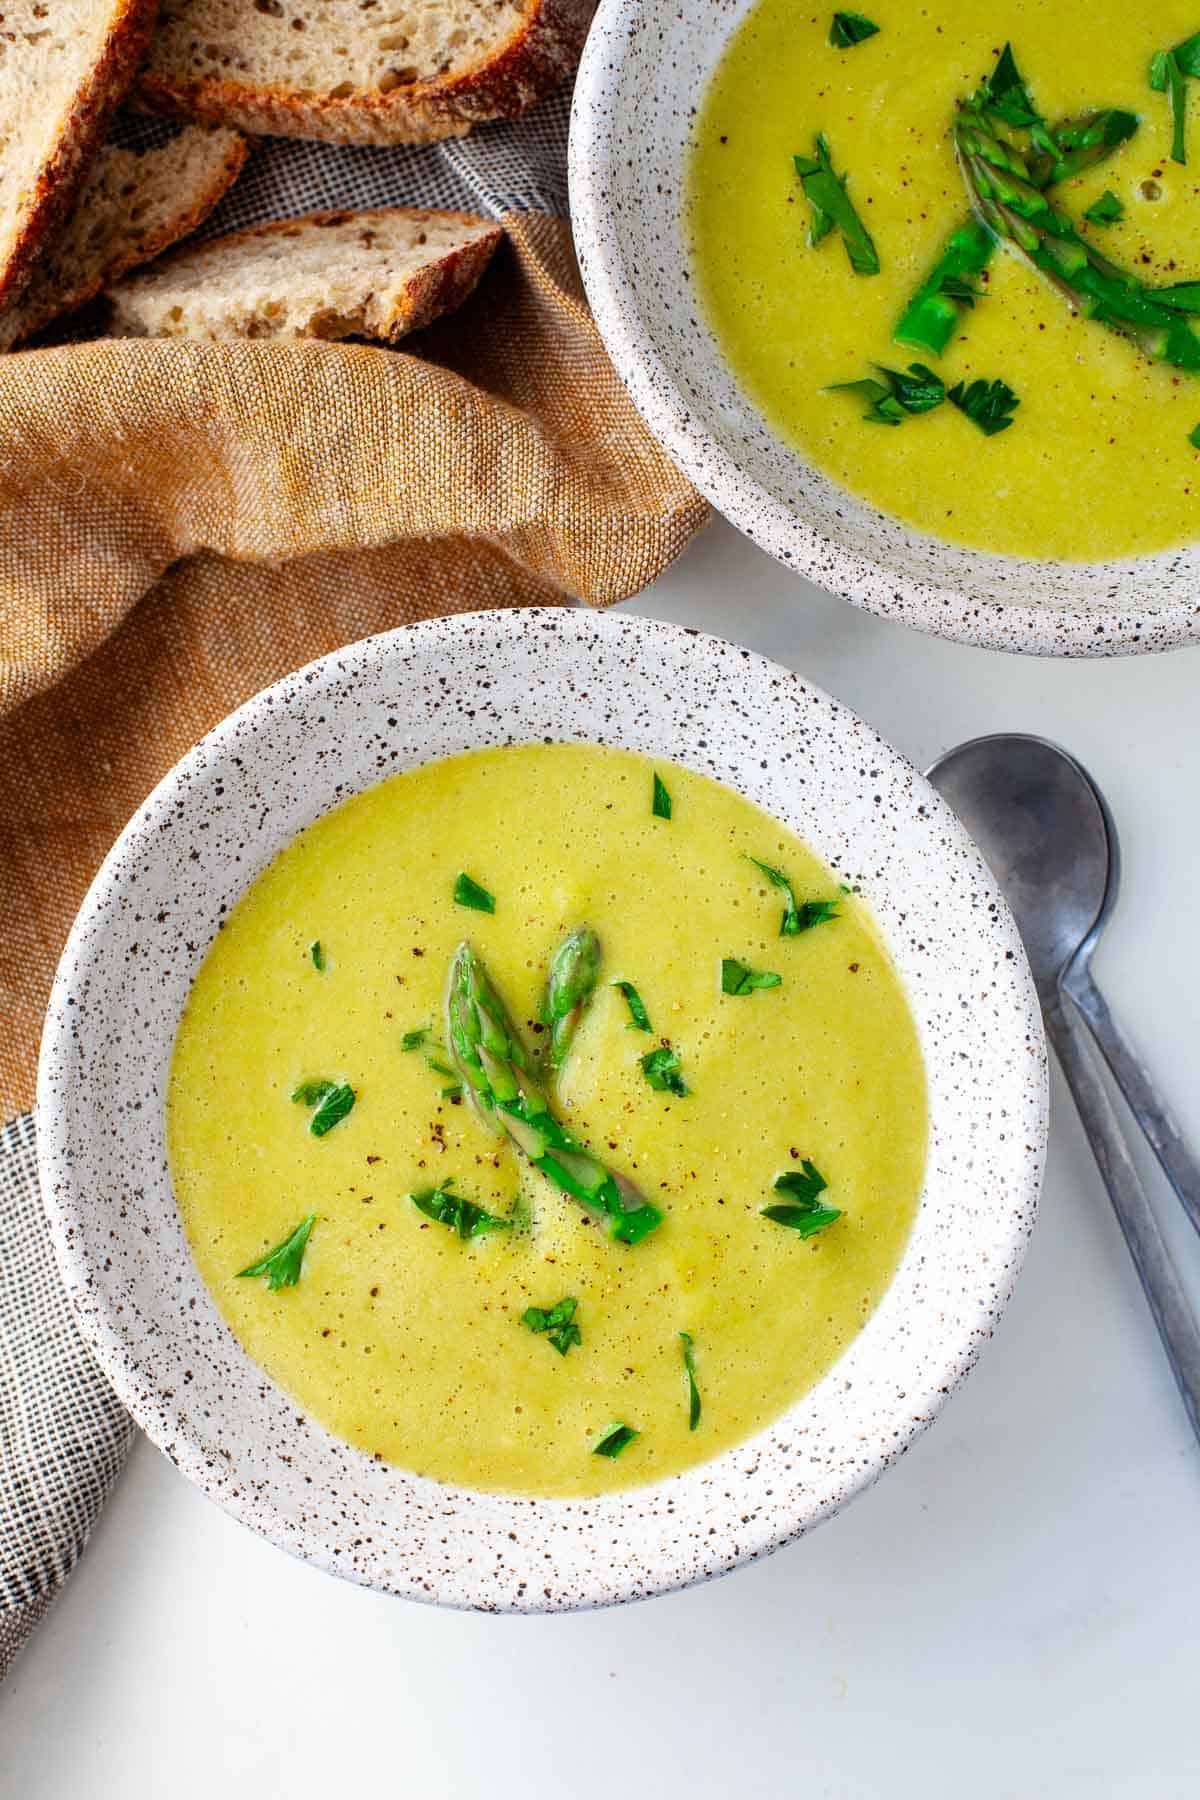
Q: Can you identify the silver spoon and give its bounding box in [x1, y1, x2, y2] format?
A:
[927, 732, 1200, 1445]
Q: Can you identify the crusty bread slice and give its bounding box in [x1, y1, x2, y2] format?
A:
[137, 0, 595, 145]
[0, 0, 159, 309]
[3, 125, 248, 348]
[105, 204, 503, 342]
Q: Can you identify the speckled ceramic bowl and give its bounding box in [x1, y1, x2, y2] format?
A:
[37, 609, 1046, 1610]
[568, 0, 1200, 657]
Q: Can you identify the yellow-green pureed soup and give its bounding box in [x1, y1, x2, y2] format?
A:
[167, 745, 927, 1497]
[688, 1, 1200, 561]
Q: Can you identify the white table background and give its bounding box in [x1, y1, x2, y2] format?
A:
[4, 516, 1199, 1799]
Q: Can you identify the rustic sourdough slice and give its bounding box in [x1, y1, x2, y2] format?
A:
[137, 0, 596, 145]
[0, 0, 159, 309]
[106, 205, 503, 341]
[3, 126, 248, 348]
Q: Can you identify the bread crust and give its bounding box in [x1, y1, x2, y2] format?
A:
[106, 204, 504, 342]
[0, 0, 162, 307]
[137, 0, 595, 146]
[7, 130, 249, 347]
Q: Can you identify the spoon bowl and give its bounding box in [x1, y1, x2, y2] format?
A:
[925, 734, 1114, 994]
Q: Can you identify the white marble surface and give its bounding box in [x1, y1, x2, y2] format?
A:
[5, 516, 1199, 1799]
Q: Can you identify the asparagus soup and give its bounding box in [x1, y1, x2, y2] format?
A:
[167, 743, 927, 1497]
[688, 1, 1200, 562]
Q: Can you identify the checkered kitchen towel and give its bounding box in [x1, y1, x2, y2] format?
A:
[0, 86, 703, 1680]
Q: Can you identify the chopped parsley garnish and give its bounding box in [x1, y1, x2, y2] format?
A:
[652, 773, 673, 819]
[829, 10, 878, 49]
[947, 377, 1019, 437]
[410, 1178, 511, 1240]
[1084, 190, 1124, 226]
[748, 857, 840, 936]
[761, 1160, 843, 1238]
[1190, 423, 1200, 449]
[794, 898, 841, 932]
[311, 1083, 356, 1136]
[612, 979, 652, 1032]
[291, 1078, 336, 1107]
[721, 957, 782, 996]
[983, 41, 1038, 129]
[309, 940, 325, 971]
[1150, 35, 1200, 164]
[401, 1027, 461, 1096]
[680, 1331, 701, 1430]
[593, 1421, 638, 1459]
[640, 1045, 689, 1096]
[453, 872, 495, 913]
[793, 133, 880, 275]
[522, 1296, 582, 1355]
[827, 361, 945, 425]
[236, 1214, 316, 1290]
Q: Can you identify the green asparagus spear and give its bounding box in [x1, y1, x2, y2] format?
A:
[954, 89, 1200, 373]
[445, 942, 663, 1245]
[895, 45, 1137, 357]
[545, 926, 602, 1071]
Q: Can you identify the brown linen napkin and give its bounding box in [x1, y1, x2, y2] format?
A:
[0, 210, 707, 1119]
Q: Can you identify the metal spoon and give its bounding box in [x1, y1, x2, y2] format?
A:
[927, 732, 1200, 1445]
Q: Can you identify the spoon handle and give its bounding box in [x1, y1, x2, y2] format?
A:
[1045, 988, 1200, 1448]
[1064, 966, 1200, 1242]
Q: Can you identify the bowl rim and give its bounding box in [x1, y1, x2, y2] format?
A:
[567, 0, 1200, 659]
[36, 607, 1048, 1610]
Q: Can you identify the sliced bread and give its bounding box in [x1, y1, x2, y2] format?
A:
[3, 126, 248, 348]
[105, 204, 503, 342]
[0, 0, 159, 309]
[137, 0, 596, 145]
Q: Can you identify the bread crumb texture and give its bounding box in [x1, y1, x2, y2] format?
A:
[106, 204, 503, 342]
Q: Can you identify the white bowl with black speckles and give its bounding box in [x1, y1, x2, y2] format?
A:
[37, 609, 1046, 1610]
[568, 0, 1200, 657]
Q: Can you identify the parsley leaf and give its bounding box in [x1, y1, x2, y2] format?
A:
[612, 979, 652, 1031]
[310, 1084, 355, 1136]
[826, 361, 945, 426]
[291, 1078, 336, 1107]
[748, 857, 840, 936]
[453, 872, 495, 913]
[947, 377, 1019, 437]
[400, 1027, 429, 1052]
[523, 1296, 582, 1355]
[772, 1159, 828, 1208]
[640, 1045, 689, 1096]
[794, 898, 841, 932]
[680, 1331, 701, 1430]
[762, 1160, 843, 1238]
[652, 773, 673, 819]
[309, 940, 325, 971]
[793, 133, 880, 275]
[1151, 35, 1200, 163]
[1084, 190, 1124, 226]
[983, 42, 1038, 129]
[411, 1178, 512, 1240]
[721, 957, 782, 995]
[762, 1203, 844, 1237]
[593, 1421, 639, 1459]
[829, 10, 878, 48]
[1190, 423, 1200, 449]
[236, 1214, 316, 1291]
